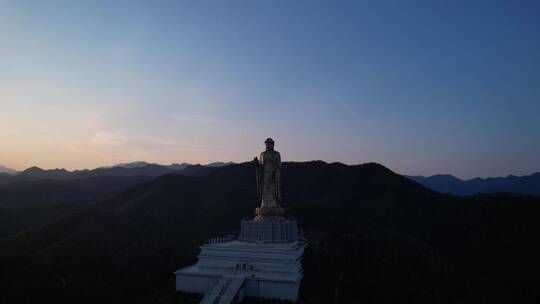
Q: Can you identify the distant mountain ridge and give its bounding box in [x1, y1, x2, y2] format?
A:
[14, 164, 174, 180]
[0, 161, 235, 183]
[205, 161, 235, 167]
[97, 161, 193, 170]
[0, 165, 18, 175]
[98, 161, 158, 169]
[408, 172, 540, 196]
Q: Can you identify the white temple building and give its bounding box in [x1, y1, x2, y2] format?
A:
[175, 138, 306, 303]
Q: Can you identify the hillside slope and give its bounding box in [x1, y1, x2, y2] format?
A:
[1, 162, 539, 304]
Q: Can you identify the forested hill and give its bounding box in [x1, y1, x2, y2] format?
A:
[1, 161, 539, 304]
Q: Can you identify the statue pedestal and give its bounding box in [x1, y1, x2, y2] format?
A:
[239, 215, 299, 244]
[255, 206, 285, 220]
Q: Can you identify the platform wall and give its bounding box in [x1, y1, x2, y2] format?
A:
[175, 273, 300, 303]
[244, 277, 300, 302]
[175, 273, 219, 294]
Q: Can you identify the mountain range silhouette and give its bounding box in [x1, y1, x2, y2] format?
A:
[0, 161, 539, 303]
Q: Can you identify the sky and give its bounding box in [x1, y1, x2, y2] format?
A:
[0, 0, 539, 178]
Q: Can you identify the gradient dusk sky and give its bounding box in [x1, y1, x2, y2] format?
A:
[1, 0, 539, 178]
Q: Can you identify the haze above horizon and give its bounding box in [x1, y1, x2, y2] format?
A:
[1, 1, 539, 179]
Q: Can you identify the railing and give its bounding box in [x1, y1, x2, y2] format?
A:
[206, 235, 236, 244]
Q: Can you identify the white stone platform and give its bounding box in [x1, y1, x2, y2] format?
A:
[175, 218, 306, 303]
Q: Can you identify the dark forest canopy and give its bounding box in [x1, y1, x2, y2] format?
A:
[1, 161, 539, 304]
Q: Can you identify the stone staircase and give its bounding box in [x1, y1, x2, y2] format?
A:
[200, 276, 245, 304]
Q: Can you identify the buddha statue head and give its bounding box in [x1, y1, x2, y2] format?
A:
[265, 138, 275, 151]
